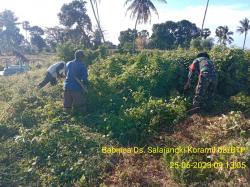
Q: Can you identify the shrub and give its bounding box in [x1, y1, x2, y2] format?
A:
[190, 38, 202, 51]
[0, 124, 115, 186]
[202, 37, 214, 50]
[56, 42, 81, 62]
[56, 42, 108, 65]
[1, 49, 250, 186]
[210, 48, 250, 96]
[85, 52, 190, 144]
[230, 92, 250, 116]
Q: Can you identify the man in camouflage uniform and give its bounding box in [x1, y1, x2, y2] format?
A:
[184, 52, 218, 112]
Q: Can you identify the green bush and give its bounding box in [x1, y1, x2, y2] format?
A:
[84, 52, 190, 144]
[118, 42, 134, 54]
[56, 42, 108, 65]
[1, 49, 250, 186]
[210, 48, 250, 96]
[0, 124, 115, 186]
[190, 38, 202, 51]
[56, 42, 81, 62]
[84, 49, 250, 144]
[230, 92, 250, 116]
[190, 37, 214, 51]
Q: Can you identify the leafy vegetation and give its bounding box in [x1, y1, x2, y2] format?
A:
[0, 48, 250, 186]
[0, 4, 249, 56]
[0, 0, 249, 185]
[0, 64, 116, 186]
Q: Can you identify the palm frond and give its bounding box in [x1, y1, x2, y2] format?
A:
[147, 1, 159, 18]
[239, 17, 249, 27]
[125, 0, 139, 16]
[125, 0, 166, 24]
[125, 0, 133, 6]
[237, 26, 245, 34]
[157, 0, 167, 3]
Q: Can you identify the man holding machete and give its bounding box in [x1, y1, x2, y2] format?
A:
[63, 50, 88, 114]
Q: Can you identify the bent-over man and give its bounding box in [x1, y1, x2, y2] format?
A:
[184, 52, 217, 112]
[37, 61, 65, 89]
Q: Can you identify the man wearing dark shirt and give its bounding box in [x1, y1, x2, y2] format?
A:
[64, 50, 88, 113]
[184, 52, 217, 111]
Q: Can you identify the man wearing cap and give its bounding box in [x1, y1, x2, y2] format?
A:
[63, 50, 88, 113]
[37, 61, 65, 89]
[184, 52, 218, 112]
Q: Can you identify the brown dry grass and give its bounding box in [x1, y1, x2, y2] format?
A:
[104, 112, 250, 186]
[104, 153, 180, 187]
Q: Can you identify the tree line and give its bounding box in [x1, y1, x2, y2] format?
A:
[0, 0, 249, 55]
[122, 0, 249, 51]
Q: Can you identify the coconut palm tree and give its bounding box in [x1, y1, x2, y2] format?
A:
[89, 0, 105, 43]
[125, 0, 167, 53]
[237, 17, 250, 50]
[215, 26, 234, 47]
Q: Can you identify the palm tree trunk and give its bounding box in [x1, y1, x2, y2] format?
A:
[89, 0, 105, 43]
[243, 31, 247, 50]
[201, 0, 210, 35]
[95, 1, 105, 44]
[94, 0, 100, 25]
[132, 15, 139, 53]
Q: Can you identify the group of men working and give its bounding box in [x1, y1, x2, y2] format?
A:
[38, 50, 217, 114]
[38, 50, 88, 113]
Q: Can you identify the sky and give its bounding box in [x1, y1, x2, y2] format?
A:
[0, 0, 249, 49]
